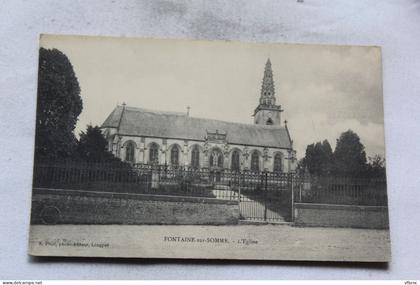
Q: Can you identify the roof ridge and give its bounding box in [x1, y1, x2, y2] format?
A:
[116, 105, 126, 131]
[100, 105, 124, 128]
[102, 105, 292, 149]
[123, 105, 286, 130]
[125, 106, 187, 117]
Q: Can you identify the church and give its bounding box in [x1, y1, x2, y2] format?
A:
[100, 59, 297, 173]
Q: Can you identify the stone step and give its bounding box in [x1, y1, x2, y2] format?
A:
[213, 184, 231, 190]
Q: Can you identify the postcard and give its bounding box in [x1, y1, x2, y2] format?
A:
[29, 35, 390, 261]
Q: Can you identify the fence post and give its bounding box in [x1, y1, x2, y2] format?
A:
[299, 180, 302, 202]
[238, 172, 241, 203]
[264, 171, 268, 222]
[291, 173, 295, 222]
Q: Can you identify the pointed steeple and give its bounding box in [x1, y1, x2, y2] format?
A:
[260, 58, 276, 106]
[253, 58, 283, 126]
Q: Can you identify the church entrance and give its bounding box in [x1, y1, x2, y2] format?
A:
[209, 148, 224, 182]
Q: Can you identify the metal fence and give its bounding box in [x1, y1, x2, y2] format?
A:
[33, 162, 388, 222]
[33, 162, 218, 198]
[292, 175, 388, 206]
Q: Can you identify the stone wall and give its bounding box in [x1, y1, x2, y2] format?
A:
[31, 188, 239, 225]
[294, 203, 389, 229]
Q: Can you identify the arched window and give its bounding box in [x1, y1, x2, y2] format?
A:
[191, 146, 200, 168]
[210, 149, 223, 168]
[149, 143, 159, 165]
[125, 141, 135, 163]
[217, 154, 223, 167]
[170, 145, 180, 166]
[231, 150, 240, 172]
[266, 118, 273, 125]
[250, 151, 260, 173]
[273, 153, 283, 173]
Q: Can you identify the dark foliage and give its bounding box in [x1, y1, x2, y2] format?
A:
[332, 130, 367, 177]
[301, 140, 333, 176]
[366, 154, 386, 178]
[34, 48, 83, 162]
[301, 130, 386, 179]
[76, 125, 125, 165]
[33, 48, 129, 169]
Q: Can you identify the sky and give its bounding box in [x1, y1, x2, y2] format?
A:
[40, 34, 385, 160]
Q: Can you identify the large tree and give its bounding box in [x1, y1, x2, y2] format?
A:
[332, 130, 367, 177]
[302, 139, 333, 176]
[35, 48, 83, 161]
[366, 154, 386, 178]
[77, 125, 123, 164]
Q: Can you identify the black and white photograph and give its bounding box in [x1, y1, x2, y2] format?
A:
[28, 34, 390, 262]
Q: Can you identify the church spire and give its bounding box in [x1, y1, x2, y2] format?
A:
[253, 58, 283, 126]
[260, 58, 276, 106]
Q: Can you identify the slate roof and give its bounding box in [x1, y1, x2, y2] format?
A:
[101, 105, 292, 149]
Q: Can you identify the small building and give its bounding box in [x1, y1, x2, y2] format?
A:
[100, 59, 297, 173]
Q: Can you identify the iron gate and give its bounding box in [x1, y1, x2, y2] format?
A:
[236, 171, 294, 222]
